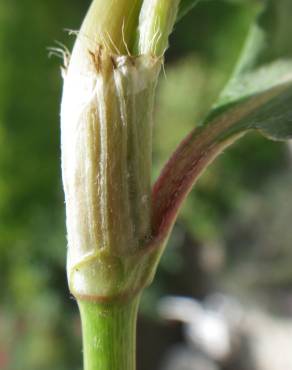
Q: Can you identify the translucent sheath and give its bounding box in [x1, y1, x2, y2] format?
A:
[61, 37, 161, 298]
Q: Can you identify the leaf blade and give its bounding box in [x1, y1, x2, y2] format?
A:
[152, 80, 292, 241]
[152, 0, 292, 243]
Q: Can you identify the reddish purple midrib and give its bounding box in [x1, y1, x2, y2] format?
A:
[152, 128, 209, 237]
[151, 121, 239, 242]
[152, 154, 216, 239]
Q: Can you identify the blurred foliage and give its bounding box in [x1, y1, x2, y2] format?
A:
[0, 1, 291, 369]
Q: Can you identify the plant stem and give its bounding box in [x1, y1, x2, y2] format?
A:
[78, 295, 141, 370]
[135, 0, 180, 55]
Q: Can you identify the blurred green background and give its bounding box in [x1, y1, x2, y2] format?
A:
[0, 1, 291, 369]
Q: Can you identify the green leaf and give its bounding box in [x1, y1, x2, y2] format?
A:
[219, 61, 292, 105]
[152, 80, 292, 240]
[221, 0, 292, 94]
[211, 0, 292, 139]
[152, 0, 292, 243]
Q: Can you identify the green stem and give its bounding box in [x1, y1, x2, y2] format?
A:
[78, 295, 141, 370]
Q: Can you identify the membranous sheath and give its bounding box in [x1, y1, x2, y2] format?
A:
[61, 40, 162, 298]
